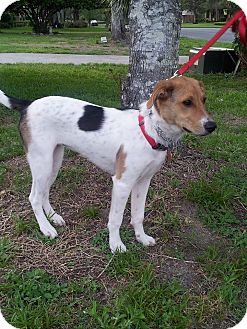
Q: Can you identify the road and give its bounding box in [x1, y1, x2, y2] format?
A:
[181, 28, 234, 43]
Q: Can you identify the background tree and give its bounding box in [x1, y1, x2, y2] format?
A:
[180, 0, 238, 22]
[9, 0, 103, 34]
[122, 0, 181, 108]
[111, 0, 129, 41]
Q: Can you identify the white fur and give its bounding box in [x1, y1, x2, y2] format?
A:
[0, 90, 11, 108]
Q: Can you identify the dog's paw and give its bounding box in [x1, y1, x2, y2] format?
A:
[40, 223, 58, 238]
[51, 213, 65, 226]
[110, 240, 127, 253]
[136, 234, 156, 246]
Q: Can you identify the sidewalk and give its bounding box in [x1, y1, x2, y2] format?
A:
[0, 53, 189, 65]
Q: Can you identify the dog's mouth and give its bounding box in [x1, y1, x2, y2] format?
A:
[182, 127, 209, 136]
[182, 127, 192, 133]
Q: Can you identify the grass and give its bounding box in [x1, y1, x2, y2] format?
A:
[182, 22, 226, 28]
[0, 27, 232, 57]
[0, 238, 15, 267]
[0, 26, 127, 56]
[1, 269, 100, 329]
[184, 166, 247, 246]
[0, 64, 246, 328]
[89, 266, 192, 329]
[12, 214, 37, 237]
[81, 206, 101, 220]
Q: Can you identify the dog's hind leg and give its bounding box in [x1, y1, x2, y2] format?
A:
[42, 144, 65, 226]
[131, 176, 156, 246]
[28, 146, 58, 238]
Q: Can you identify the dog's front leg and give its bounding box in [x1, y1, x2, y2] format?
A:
[108, 177, 132, 253]
[131, 176, 156, 246]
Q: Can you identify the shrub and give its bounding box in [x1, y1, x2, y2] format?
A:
[232, 30, 247, 68]
[0, 12, 15, 28]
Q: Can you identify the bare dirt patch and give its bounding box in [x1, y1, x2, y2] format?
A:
[222, 113, 247, 126]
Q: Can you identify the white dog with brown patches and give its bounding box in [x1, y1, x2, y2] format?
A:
[0, 77, 216, 253]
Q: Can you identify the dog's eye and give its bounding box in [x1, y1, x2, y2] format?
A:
[183, 100, 193, 107]
[203, 97, 206, 103]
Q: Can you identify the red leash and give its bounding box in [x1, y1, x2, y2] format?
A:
[177, 10, 247, 76]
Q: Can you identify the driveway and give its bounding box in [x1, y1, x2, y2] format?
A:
[181, 28, 234, 43]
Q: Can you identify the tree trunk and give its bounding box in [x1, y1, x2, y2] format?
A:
[122, 0, 181, 108]
[215, 3, 219, 21]
[73, 8, 80, 21]
[111, 1, 125, 41]
[32, 19, 50, 34]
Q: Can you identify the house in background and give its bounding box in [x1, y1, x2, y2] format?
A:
[182, 10, 195, 23]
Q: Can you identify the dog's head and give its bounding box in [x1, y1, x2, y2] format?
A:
[147, 76, 216, 136]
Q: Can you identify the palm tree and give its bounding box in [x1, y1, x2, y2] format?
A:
[122, 0, 181, 107]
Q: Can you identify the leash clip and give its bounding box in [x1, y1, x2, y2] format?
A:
[168, 70, 182, 80]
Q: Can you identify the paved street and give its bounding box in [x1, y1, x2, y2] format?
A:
[0, 53, 189, 65]
[181, 27, 234, 43]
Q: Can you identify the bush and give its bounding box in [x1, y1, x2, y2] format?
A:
[232, 31, 247, 68]
[0, 22, 12, 28]
[0, 11, 15, 28]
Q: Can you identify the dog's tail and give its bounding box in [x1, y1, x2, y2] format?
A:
[0, 90, 32, 112]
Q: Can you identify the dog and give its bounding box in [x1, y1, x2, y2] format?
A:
[0, 76, 216, 252]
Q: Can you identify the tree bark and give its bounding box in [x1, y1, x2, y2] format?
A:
[111, 1, 125, 41]
[122, 0, 181, 108]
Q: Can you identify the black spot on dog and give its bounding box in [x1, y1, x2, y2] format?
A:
[78, 105, 104, 131]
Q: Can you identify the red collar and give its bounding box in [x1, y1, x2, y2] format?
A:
[138, 114, 168, 151]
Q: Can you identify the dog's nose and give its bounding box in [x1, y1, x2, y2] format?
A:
[204, 121, 217, 133]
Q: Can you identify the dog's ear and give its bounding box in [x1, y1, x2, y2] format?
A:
[198, 80, 205, 93]
[147, 81, 174, 109]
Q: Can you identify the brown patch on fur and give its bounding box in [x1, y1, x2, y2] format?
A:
[148, 77, 211, 135]
[19, 115, 31, 152]
[115, 145, 127, 179]
[147, 95, 154, 109]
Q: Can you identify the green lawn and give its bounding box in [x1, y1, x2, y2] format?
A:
[0, 27, 232, 56]
[0, 64, 246, 329]
[0, 27, 127, 56]
[182, 22, 225, 28]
